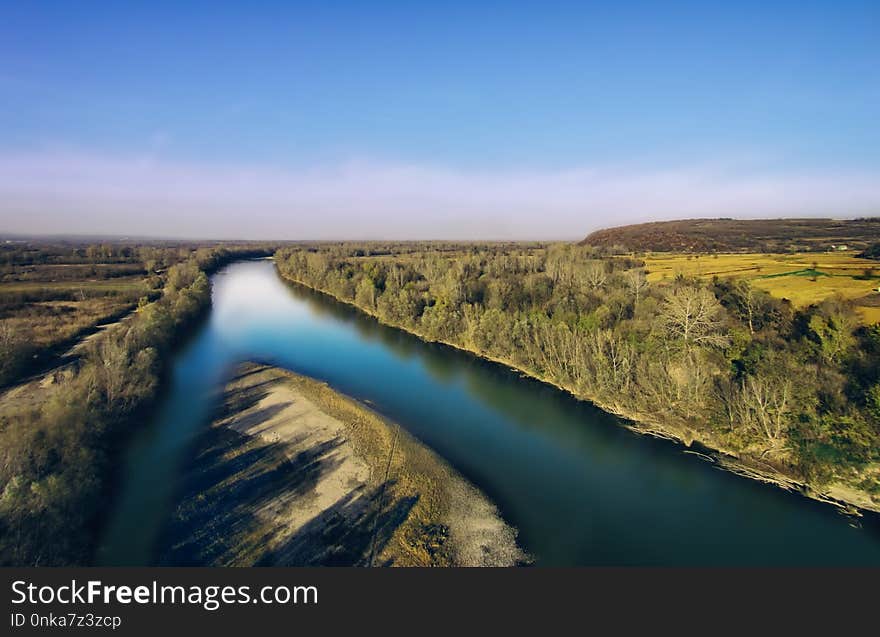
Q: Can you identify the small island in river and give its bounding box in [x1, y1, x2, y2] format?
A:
[159, 363, 526, 566]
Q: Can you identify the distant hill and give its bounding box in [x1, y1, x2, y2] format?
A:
[581, 218, 880, 253]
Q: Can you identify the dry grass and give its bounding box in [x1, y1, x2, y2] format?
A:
[0, 278, 147, 293]
[0, 263, 150, 355]
[642, 252, 880, 324]
[1, 298, 138, 350]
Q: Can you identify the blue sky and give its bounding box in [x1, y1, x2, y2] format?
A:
[1, 1, 879, 239]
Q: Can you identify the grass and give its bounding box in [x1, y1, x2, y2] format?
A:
[1, 299, 138, 350]
[0, 277, 148, 294]
[642, 252, 880, 324]
[0, 264, 153, 378]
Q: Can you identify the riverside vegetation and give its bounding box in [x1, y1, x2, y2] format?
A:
[3, 235, 879, 567]
[0, 242, 273, 565]
[0, 243, 155, 387]
[275, 242, 880, 512]
[0, 242, 265, 388]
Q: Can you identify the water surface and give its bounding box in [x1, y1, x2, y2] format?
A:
[98, 260, 880, 565]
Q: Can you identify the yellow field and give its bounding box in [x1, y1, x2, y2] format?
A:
[642, 252, 880, 325]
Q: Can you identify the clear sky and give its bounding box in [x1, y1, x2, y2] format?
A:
[1, 1, 879, 239]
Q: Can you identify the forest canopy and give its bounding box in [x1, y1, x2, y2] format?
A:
[275, 243, 880, 508]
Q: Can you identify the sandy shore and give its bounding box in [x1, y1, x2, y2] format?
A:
[160, 363, 526, 566]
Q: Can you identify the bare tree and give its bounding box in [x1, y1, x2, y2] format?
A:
[587, 329, 634, 394]
[624, 268, 649, 307]
[582, 261, 607, 291]
[733, 280, 757, 334]
[737, 373, 792, 450]
[713, 377, 739, 431]
[660, 285, 728, 348]
[95, 336, 129, 406]
[665, 352, 713, 418]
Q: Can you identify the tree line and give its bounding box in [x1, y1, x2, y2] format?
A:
[275, 243, 880, 505]
[0, 245, 273, 565]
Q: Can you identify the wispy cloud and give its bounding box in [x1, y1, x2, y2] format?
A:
[1, 149, 879, 240]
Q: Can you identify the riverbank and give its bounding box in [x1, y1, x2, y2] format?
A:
[0, 249, 277, 566]
[275, 268, 880, 516]
[159, 362, 526, 566]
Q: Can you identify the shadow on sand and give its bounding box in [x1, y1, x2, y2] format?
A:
[157, 367, 418, 566]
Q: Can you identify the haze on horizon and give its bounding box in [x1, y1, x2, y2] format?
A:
[2, 2, 879, 240]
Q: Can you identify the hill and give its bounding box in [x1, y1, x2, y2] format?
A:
[581, 218, 880, 253]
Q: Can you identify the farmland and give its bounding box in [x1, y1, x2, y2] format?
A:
[641, 252, 880, 325]
[0, 247, 157, 387]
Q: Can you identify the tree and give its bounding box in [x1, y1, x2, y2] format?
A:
[659, 285, 728, 349]
[166, 261, 199, 292]
[587, 329, 634, 395]
[735, 280, 757, 334]
[88, 331, 129, 406]
[582, 261, 607, 291]
[714, 279, 790, 336]
[808, 299, 857, 365]
[624, 268, 649, 307]
[737, 373, 793, 451]
[355, 277, 378, 311]
[867, 383, 880, 422]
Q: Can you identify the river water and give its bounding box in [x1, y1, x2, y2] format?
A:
[97, 259, 880, 565]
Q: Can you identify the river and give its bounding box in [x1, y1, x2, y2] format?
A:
[97, 259, 880, 565]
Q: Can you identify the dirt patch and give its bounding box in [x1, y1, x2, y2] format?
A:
[159, 363, 527, 566]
